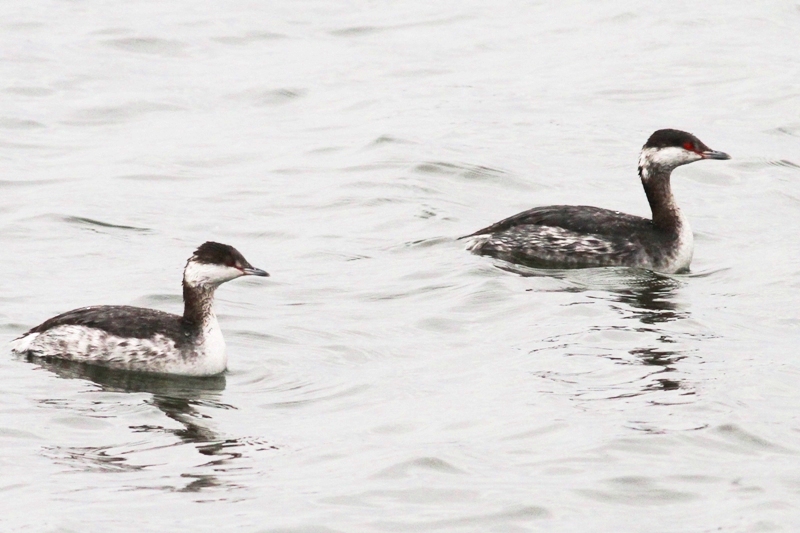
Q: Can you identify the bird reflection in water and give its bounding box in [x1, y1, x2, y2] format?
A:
[606, 271, 691, 394]
[26, 356, 271, 492]
[609, 269, 687, 325]
[507, 263, 695, 396]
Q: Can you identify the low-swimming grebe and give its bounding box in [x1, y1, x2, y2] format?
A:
[463, 129, 730, 273]
[10, 242, 268, 376]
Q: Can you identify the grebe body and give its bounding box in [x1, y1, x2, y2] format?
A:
[464, 129, 730, 273]
[10, 242, 268, 376]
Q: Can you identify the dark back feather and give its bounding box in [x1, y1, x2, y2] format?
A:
[27, 305, 195, 343]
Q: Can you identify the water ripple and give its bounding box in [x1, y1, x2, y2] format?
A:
[64, 101, 184, 126]
[61, 215, 151, 233]
[101, 37, 187, 56]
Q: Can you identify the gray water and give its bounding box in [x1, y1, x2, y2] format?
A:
[2, 1, 800, 531]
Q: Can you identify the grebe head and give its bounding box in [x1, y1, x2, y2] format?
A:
[638, 129, 730, 180]
[184, 241, 269, 288]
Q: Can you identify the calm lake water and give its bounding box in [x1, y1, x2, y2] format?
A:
[2, 1, 800, 531]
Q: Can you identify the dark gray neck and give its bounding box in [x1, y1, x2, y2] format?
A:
[182, 282, 216, 330]
[639, 164, 682, 233]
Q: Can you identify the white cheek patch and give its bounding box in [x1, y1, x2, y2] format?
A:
[639, 147, 702, 174]
[184, 261, 242, 286]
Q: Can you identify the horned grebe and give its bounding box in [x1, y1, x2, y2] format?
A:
[10, 242, 268, 376]
[463, 129, 730, 273]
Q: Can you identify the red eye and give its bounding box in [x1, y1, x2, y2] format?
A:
[683, 141, 694, 151]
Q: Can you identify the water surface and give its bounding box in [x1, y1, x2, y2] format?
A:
[2, 1, 800, 531]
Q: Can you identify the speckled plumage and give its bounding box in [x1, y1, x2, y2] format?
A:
[464, 129, 728, 274]
[466, 205, 693, 272]
[10, 242, 268, 376]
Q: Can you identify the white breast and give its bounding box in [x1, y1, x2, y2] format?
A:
[664, 210, 694, 273]
[190, 314, 227, 376]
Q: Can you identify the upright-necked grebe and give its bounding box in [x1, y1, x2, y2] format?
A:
[10, 242, 268, 376]
[463, 129, 730, 273]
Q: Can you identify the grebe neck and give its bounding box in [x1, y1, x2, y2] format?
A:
[182, 281, 216, 328]
[639, 163, 682, 233]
